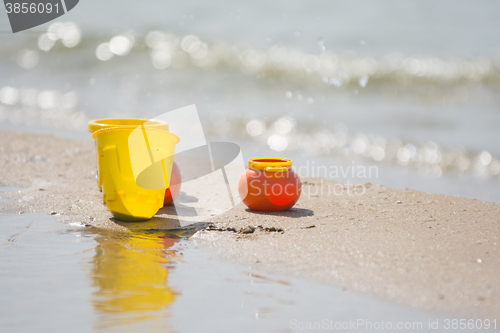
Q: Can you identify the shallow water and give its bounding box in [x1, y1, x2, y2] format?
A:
[2, 211, 475, 332]
[1, 2, 500, 330]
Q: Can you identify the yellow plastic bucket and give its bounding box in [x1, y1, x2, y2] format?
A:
[92, 126, 179, 222]
[88, 119, 169, 191]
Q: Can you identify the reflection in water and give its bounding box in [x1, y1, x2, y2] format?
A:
[90, 230, 180, 330]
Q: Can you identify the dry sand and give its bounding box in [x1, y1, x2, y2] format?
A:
[1, 130, 499, 319]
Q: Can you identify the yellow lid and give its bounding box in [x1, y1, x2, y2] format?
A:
[248, 157, 292, 172]
[88, 118, 168, 133]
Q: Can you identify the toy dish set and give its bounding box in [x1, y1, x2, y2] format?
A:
[89, 119, 302, 221]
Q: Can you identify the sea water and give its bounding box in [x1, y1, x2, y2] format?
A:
[0, 0, 499, 201]
[0, 2, 499, 330]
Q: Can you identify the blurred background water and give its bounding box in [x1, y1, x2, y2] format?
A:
[1, 0, 499, 202]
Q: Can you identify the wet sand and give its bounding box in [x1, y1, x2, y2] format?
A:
[1, 129, 499, 319]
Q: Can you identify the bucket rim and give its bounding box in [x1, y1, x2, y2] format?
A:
[92, 126, 180, 144]
[87, 118, 168, 133]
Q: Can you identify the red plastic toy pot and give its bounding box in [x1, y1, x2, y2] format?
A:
[238, 157, 302, 211]
[164, 161, 181, 206]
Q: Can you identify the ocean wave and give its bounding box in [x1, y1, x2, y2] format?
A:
[3, 23, 500, 88]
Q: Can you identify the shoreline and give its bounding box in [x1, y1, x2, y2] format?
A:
[1, 129, 499, 319]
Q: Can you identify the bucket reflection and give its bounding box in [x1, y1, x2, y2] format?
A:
[90, 230, 180, 330]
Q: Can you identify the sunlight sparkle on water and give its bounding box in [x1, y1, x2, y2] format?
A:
[61, 22, 81, 48]
[0, 87, 19, 105]
[268, 135, 288, 151]
[109, 35, 134, 56]
[358, 75, 369, 88]
[96, 43, 114, 61]
[246, 119, 265, 137]
[38, 33, 56, 52]
[16, 49, 39, 69]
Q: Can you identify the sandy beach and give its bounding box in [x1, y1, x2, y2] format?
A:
[1, 129, 499, 320]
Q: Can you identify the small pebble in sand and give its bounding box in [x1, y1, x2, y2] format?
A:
[240, 226, 255, 234]
[50, 211, 57, 215]
[477, 258, 483, 263]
